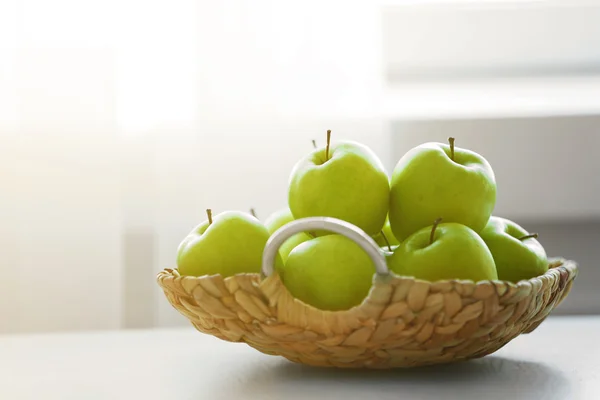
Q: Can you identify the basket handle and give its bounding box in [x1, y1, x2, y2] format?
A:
[261, 217, 390, 277]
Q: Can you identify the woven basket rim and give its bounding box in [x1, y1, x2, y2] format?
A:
[157, 257, 577, 317]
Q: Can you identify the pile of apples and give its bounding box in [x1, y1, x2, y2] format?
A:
[176, 131, 548, 311]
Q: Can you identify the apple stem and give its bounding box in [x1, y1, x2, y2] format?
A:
[448, 137, 455, 161]
[325, 130, 331, 160]
[380, 231, 392, 252]
[250, 208, 257, 219]
[430, 217, 443, 245]
[312, 139, 317, 149]
[518, 233, 539, 241]
[206, 209, 213, 225]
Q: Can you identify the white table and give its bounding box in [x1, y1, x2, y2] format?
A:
[1, 316, 598, 400]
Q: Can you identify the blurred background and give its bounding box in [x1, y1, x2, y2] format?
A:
[1, 0, 599, 334]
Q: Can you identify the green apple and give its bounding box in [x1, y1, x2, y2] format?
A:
[177, 209, 278, 277]
[264, 208, 293, 234]
[479, 216, 548, 282]
[288, 130, 390, 236]
[388, 219, 498, 282]
[372, 216, 400, 250]
[264, 208, 313, 262]
[389, 137, 496, 241]
[281, 234, 376, 311]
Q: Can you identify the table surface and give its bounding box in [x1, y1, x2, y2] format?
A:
[1, 316, 598, 400]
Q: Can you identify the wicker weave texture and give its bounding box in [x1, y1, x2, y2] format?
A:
[157, 259, 577, 368]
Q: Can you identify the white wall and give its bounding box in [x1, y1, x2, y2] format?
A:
[0, 0, 388, 333]
[383, 0, 600, 79]
[0, 48, 123, 333]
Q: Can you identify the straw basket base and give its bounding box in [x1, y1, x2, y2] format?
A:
[157, 258, 577, 369]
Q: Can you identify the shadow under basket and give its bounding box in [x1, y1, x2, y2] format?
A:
[157, 217, 578, 369]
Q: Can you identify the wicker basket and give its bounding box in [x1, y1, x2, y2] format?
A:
[157, 217, 578, 368]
